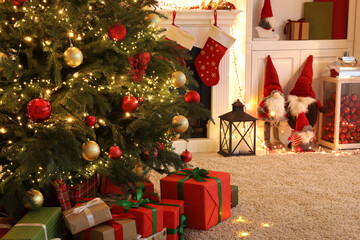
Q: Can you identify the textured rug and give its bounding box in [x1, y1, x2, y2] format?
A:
[149, 152, 360, 240]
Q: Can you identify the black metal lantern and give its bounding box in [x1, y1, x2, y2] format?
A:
[218, 100, 257, 156]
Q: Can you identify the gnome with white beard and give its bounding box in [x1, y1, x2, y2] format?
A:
[288, 112, 315, 152]
[287, 55, 324, 130]
[258, 55, 286, 150]
[255, 0, 279, 40]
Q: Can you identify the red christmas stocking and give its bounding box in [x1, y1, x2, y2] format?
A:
[194, 13, 236, 86]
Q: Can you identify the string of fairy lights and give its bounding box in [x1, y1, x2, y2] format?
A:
[0, 0, 180, 185]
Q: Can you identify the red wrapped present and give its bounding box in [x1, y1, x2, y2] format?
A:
[113, 189, 163, 238]
[100, 177, 154, 196]
[0, 213, 16, 238]
[160, 168, 231, 230]
[68, 175, 97, 204]
[154, 199, 186, 240]
[52, 180, 72, 211]
[74, 213, 137, 240]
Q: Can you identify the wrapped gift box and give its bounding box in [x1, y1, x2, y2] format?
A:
[160, 168, 231, 230]
[100, 177, 154, 196]
[139, 228, 167, 240]
[52, 180, 72, 211]
[63, 198, 112, 234]
[230, 185, 238, 208]
[68, 175, 98, 205]
[156, 199, 185, 240]
[74, 214, 137, 240]
[285, 20, 309, 40]
[0, 213, 16, 238]
[2, 207, 62, 240]
[113, 199, 163, 237]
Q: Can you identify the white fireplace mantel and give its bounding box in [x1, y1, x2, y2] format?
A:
[159, 9, 242, 153]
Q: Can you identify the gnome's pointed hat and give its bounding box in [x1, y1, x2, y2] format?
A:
[261, 0, 274, 20]
[263, 55, 282, 98]
[289, 55, 322, 109]
[295, 112, 310, 132]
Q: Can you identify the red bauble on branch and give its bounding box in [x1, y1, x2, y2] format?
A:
[12, 0, 27, 7]
[157, 142, 165, 151]
[121, 96, 138, 113]
[85, 115, 96, 127]
[181, 150, 192, 162]
[184, 90, 201, 103]
[108, 23, 126, 41]
[108, 146, 122, 159]
[27, 98, 52, 123]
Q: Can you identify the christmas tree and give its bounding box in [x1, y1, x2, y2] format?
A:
[0, 0, 210, 217]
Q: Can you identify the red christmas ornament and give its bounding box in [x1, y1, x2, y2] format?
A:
[342, 139, 348, 144]
[108, 146, 122, 159]
[142, 149, 158, 161]
[323, 126, 330, 132]
[351, 131, 357, 137]
[341, 127, 348, 133]
[180, 150, 192, 163]
[121, 96, 138, 113]
[85, 115, 96, 127]
[345, 114, 351, 120]
[345, 133, 352, 140]
[327, 132, 333, 139]
[343, 99, 350, 105]
[355, 101, 360, 108]
[351, 114, 358, 121]
[184, 91, 201, 103]
[108, 23, 127, 41]
[27, 98, 52, 123]
[349, 101, 355, 108]
[350, 107, 357, 114]
[349, 139, 356, 143]
[342, 95, 350, 100]
[351, 94, 358, 101]
[322, 135, 329, 141]
[348, 122, 356, 129]
[136, 96, 144, 105]
[356, 127, 360, 132]
[295, 146, 303, 153]
[356, 119, 360, 124]
[12, 0, 27, 7]
[356, 136, 360, 141]
[357, 109, 360, 115]
[343, 106, 350, 114]
[339, 133, 345, 140]
[157, 142, 165, 151]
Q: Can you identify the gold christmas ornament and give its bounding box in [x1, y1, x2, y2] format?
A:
[171, 132, 181, 141]
[24, 189, 44, 210]
[144, 13, 161, 28]
[171, 71, 186, 88]
[0, 52, 8, 71]
[64, 46, 83, 68]
[82, 140, 101, 161]
[0, 0, 5, 3]
[133, 164, 150, 179]
[172, 115, 189, 134]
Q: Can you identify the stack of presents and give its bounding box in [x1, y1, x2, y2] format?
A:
[1, 168, 238, 240]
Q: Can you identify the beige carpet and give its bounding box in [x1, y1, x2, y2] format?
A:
[149, 152, 360, 240]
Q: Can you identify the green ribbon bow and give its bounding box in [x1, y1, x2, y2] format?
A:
[169, 167, 223, 224]
[116, 188, 157, 234]
[166, 214, 187, 240]
[153, 202, 187, 239]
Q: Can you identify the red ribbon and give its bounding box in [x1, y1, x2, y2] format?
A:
[285, 19, 305, 40]
[172, 10, 176, 26]
[214, 10, 218, 26]
[109, 213, 136, 240]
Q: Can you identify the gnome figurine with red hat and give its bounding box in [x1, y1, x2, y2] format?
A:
[287, 55, 324, 131]
[258, 56, 286, 150]
[288, 112, 316, 152]
[255, 0, 279, 40]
